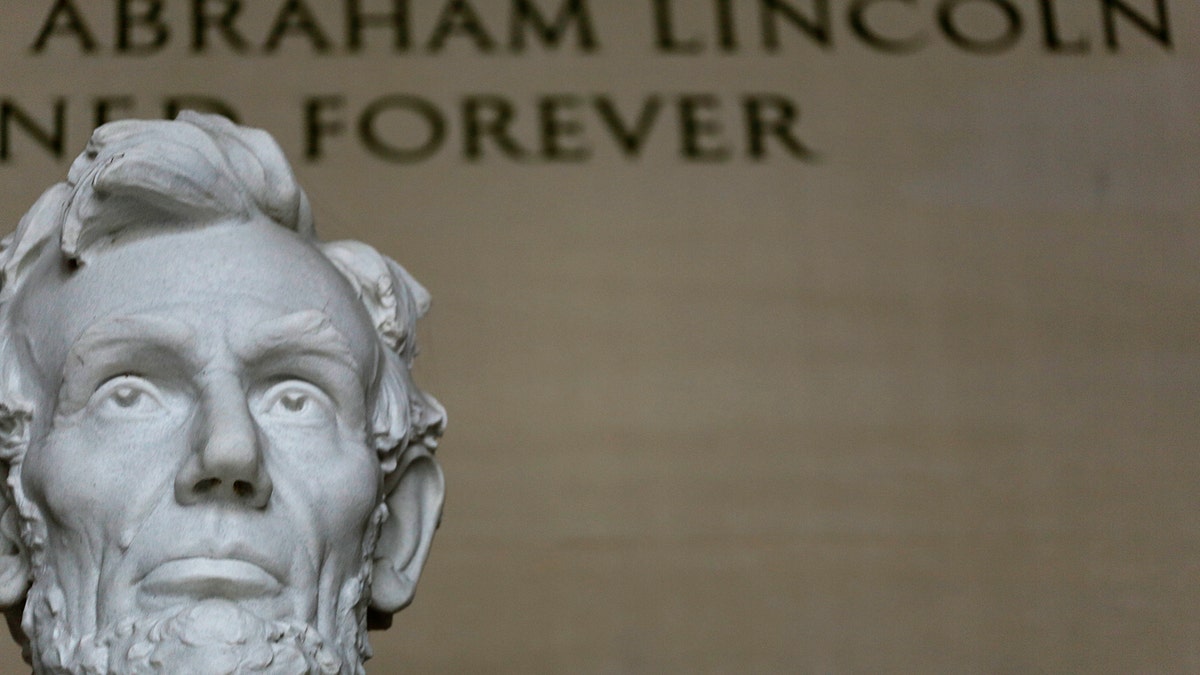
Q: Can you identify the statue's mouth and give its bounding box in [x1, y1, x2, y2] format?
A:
[139, 557, 282, 599]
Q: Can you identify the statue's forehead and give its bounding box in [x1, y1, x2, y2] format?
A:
[65, 222, 346, 306]
[65, 307, 359, 364]
[15, 221, 378, 384]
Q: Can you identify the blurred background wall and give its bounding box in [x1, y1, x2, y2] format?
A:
[0, 1, 1196, 671]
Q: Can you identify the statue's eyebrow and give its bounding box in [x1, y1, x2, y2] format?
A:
[237, 310, 361, 383]
[59, 314, 198, 410]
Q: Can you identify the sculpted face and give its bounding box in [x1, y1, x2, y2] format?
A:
[15, 222, 382, 646]
[6, 220, 444, 672]
[0, 113, 444, 673]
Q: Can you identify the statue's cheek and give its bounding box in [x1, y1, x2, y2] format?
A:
[24, 417, 185, 537]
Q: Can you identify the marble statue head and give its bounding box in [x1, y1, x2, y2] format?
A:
[0, 113, 446, 673]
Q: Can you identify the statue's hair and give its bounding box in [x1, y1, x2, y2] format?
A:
[0, 110, 445, 486]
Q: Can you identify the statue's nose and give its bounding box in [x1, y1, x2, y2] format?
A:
[174, 378, 272, 509]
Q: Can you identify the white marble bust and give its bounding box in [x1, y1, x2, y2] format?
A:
[0, 113, 446, 674]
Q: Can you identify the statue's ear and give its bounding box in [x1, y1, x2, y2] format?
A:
[369, 443, 445, 620]
[0, 418, 31, 653]
[0, 494, 29, 608]
[0, 407, 31, 609]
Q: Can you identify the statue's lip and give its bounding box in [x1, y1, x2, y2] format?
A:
[138, 557, 283, 599]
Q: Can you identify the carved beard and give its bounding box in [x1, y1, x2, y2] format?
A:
[22, 576, 371, 675]
[15, 506, 385, 675]
[5, 470, 391, 675]
[8, 471, 388, 674]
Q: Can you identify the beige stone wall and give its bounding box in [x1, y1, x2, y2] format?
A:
[0, 1, 1196, 671]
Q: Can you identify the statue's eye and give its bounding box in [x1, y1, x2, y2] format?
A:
[261, 381, 333, 426]
[279, 391, 308, 412]
[111, 386, 143, 408]
[92, 375, 165, 417]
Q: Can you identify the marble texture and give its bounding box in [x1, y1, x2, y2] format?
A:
[0, 113, 445, 674]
